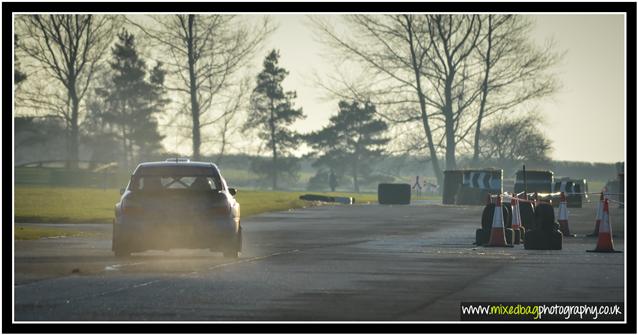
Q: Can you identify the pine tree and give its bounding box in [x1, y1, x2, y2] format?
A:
[307, 100, 389, 193]
[244, 50, 305, 190]
[14, 34, 27, 85]
[96, 29, 168, 167]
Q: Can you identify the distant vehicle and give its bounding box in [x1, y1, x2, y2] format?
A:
[514, 170, 554, 203]
[554, 177, 588, 208]
[112, 159, 242, 258]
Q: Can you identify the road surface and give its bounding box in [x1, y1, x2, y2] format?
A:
[14, 201, 625, 321]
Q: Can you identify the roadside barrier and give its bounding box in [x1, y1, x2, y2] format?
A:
[587, 199, 621, 253]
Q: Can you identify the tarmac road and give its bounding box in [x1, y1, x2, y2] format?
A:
[14, 201, 625, 321]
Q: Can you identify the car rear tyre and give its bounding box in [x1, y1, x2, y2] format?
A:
[222, 226, 242, 259]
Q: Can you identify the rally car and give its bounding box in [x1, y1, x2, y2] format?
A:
[112, 159, 242, 258]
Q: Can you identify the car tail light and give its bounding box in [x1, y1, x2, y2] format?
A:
[123, 206, 144, 215]
[206, 205, 229, 216]
[122, 199, 144, 215]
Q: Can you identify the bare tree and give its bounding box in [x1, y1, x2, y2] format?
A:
[422, 15, 483, 171]
[128, 14, 272, 160]
[211, 77, 251, 165]
[16, 15, 116, 168]
[311, 14, 473, 185]
[480, 114, 553, 163]
[471, 15, 561, 166]
[312, 14, 562, 185]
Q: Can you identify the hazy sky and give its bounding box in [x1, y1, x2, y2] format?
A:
[254, 14, 625, 164]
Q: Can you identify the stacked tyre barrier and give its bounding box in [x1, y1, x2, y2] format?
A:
[378, 183, 411, 205]
[475, 194, 561, 250]
[524, 202, 563, 250]
[475, 190, 623, 253]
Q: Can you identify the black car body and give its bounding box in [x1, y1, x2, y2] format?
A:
[112, 160, 241, 257]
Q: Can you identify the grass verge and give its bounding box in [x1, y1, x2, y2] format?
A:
[14, 226, 96, 240]
[14, 186, 381, 224]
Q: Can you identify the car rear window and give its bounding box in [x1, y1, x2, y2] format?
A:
[131, 175, 222, 192]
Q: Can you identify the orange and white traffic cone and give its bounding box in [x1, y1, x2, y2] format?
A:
[587, 192, 604, 237]
[558, 192, 574, 237]
[587, 199, 621, 253]
[486, 196, 512, 247]
[511, 197, 522, 244]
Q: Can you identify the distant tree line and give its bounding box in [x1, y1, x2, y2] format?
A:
[14, 14, 562, 192]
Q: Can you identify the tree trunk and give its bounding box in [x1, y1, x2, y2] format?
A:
[121, 101, 129, 169]
[352, 159, 359, 193]
[472, 15, 493, 167]
[443, 74, 457, 171]
[68, 90, 80, 170]
[269, 98, 278, 190]
[216, 118, 229, 165]
[121, 126, 128, 169]
[405, 17, 444, 186]
[186, 15, 201, 160]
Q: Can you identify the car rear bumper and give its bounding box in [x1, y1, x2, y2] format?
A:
[113, 216, 239, 251]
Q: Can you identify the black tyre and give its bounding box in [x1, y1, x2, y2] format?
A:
[504, 228, 514, 245]
[112, 223, 130, 257]
[515, 226, 526, 244]
[519, 202, 535, 231]
[481, 204, 495, 231]
[223, 226, 242, 258]
[503, 203, 512, 229]
[236, 226, 243, 252]
[475, 228, 489, 246]
[378, 183, 411, 205]
[524, 229, 542, 250]
[535, 203, 556, 231]
[547, 230, 563, 250]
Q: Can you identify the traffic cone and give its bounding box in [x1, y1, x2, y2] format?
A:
[587, 199, 621, 253]
[486, 196, 512, 247]
[558, 192, 574, 237]
[511, 197, 522, 244]
[587, 192, 604, 237]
